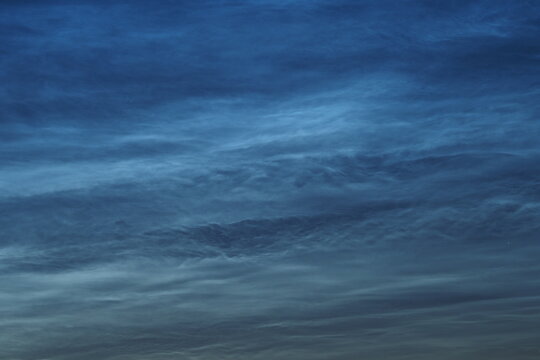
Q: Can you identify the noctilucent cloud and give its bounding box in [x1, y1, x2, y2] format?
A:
[1, 1, 540, 359]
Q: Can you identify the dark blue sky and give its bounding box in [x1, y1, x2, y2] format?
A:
[1, 1, 540, 359]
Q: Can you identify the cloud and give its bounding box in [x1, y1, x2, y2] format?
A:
[2, 222, 540, 359]
[1, 0, 540, 359]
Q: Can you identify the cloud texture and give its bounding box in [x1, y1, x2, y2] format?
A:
[1, 0, 540, 359]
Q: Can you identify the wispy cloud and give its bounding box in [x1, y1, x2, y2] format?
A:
[1, 0, 540, 359]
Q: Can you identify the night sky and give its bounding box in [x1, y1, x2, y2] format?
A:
[1, 1, 540, 359]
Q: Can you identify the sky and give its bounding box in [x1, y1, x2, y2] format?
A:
[1, 0, 540, 359]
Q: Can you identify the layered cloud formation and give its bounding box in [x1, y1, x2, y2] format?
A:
[1, 1, 540, 359]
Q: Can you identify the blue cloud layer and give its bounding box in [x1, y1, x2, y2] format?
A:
[1, 0, 540, 359]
